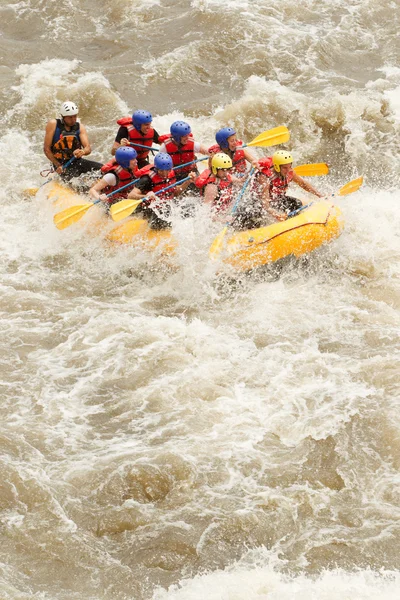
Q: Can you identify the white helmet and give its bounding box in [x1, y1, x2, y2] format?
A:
[60, 101, 78, 117]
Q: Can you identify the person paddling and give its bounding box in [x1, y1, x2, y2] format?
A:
[127, 153, 196, 229]
[255, 150, 324, 221]
[208, 127, 258, 176]
[43, 101, 102, 180]
[89, 147, 138, 205]
[199, 153, 243, 218]
[112, 110, 161, 169]
[158, 121, 209, 183]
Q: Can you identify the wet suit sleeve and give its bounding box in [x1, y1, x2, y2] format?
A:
[153, 129, 160, 145]
[115, 126, 129, 143]
[135, 175, 153, 194]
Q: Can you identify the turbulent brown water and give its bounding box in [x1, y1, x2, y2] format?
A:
[1, 1, 400, 599]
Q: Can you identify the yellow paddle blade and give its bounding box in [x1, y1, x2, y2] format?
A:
[246, 126, 290, 148]
[209, 226, 228, 260]
[294, 163, 329, 177]
[338, 176, 363, 196]
[23, 187, 39, 196]
[53, 203, 94, 230]
[110, 199, 142, 222]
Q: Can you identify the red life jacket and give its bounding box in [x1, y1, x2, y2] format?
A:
[207, 144, 220, 154]
[135, 164, 152, 178]
[201, 173, 234, 211]
[100, 160, 137, 201]
[143, 168, 177, 206]
[255, 156, 294, 201]
[195, 168, 211, 190]
[162, 135, 196, 174]
[117, 117, 155, 160]
[208, 140, 247, 174]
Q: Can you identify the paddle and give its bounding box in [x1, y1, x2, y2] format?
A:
[287, 176, 364, 218]
[293, 163, 329, 177]
[242, 126, 290, 148]
[109, 176, 191, 222]
[24, 156, 78, 196]
[128, 142, 159, 151]
[209, 168, 255, 259]
[53, 176, 141, 230]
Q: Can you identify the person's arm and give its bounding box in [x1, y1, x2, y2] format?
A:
[243, 148, 258, 168]
[153, 129, 161, 145]
[198, 143, 210, 155]
[43, 120, 62, 172]
[74, 123, 91, 159]
[260, 176, 287, 221]
[292, 172, 324, 198]
[203, 183, 218, 206]
[174, 171, 197, 195]
[127, 176, 153, 200]
[89, 174, 116, 201]
[76, 124, 91, 158]
[111, 127, 129, 155]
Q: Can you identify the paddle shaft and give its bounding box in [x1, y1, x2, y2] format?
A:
[287, 177, 363, 218]
[208, 169, 256, 258]
[104, 176, 140, 199]
[129, 144, 208, 172]
[128, 142, 159, 151]
[229, 168, 256, 217]
[109, 175, 192, 222]
[138, 175, 191, 205]
[39, 155, 77, 180]
[287, 192, 342, 218]
[287, 200, 319, 218]
[61, 155, 77, 170]
[103, 169, 191, 206]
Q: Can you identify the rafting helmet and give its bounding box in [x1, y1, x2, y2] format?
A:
[115, 146, 137, 169]
[132, 110, 152, 131]
[272, 150, 293, 173]
[211, 152, 233, 175]
[170, 121, 191, 143]
[154, 152, 173, 171]
[215, 127, 236, 149]
[60, 101, 78, 117]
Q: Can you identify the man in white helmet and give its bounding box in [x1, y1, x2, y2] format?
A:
[43, 101, 102, 180]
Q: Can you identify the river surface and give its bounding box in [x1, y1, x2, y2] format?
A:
[1, 1, 400, 599]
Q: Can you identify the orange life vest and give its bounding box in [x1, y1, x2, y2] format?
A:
[51, 119, 81, 162]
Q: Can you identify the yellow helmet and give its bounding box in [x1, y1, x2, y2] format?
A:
[272, 150, 293, 173]
[211, 152, 233, 175]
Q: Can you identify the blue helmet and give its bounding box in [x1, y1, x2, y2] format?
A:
[132, 110, 152, 131]
[115, 146, 137, 169]
[215, 127, 236, 149]
[154, 152, 173, 171]
[170, 121, 191, 143]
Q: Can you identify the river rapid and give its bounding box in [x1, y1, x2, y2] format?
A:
[0, 1, 399, 599]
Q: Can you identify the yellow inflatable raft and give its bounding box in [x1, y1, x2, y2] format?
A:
[44, 182, 344, 272]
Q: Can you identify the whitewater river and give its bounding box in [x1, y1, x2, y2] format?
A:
[0, 0, 399, 599]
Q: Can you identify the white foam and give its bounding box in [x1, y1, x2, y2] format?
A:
[153, 562, 400, 600]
